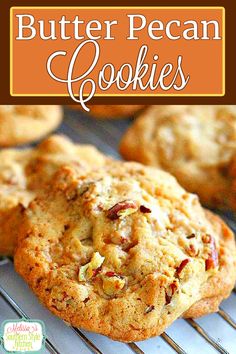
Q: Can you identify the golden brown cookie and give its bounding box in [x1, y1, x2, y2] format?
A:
[120, 105, 236, 212]
[69, 105, 145, 119]
[14, 162, 236, 342]
[0, 105, 63, 146]
[0, 135, 107, 255]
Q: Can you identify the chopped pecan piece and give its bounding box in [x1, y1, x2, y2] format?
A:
[202, 234, 212, 243]
[165, 282, 178, 304]
[78, 264, 89, 282]
[145, 305, 155, 314]
[186, 244, 198, 257]
[186, 233, 195, 239]
[203, 235, 218, 270]
[107, 200, 138, 220]
[140, 205, 152, 213]
[78, 252, 105, 281]
[176, 259, 190, 276]
[92, 266, 102, 277]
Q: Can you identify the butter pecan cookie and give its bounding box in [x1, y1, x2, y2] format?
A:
[120, 105, 236, 212]
[69, 105, 145, 118]
[0, 105, 63, 146]
[14, 162, 236, 342]
[0, 135, 107, 255]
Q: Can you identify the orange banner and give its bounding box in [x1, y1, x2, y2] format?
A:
[10, 6, 225, 104]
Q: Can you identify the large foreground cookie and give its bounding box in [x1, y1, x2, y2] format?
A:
[69, 105, 145, 119]
[0, 135, 107, 255]
[15, 162, 236, 342]
[120, 105, 236, 212]
[0, 105, 63, 146]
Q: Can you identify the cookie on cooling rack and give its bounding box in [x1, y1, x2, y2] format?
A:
[14, 161, 236, 342]
[120, 105, 236, 212]
[0, 135, 107, 256]
[0, 105, 63, 146]
[69, 105, 145, 119]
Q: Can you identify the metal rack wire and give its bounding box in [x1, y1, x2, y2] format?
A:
[0, 108, 235, 354]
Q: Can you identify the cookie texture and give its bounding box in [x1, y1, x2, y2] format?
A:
[69, 105, 145, 119]
[0, 105, 63, 146]
[184, 209, 236, 318]
[14, 162, 236, 342]
[0, 135, 107, 255]
[120, 105, 236, 212]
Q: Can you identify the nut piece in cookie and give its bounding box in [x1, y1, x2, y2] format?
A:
[15, 161, 236, 342]
[0, 105, 63, 146]
[120, 105, 236, 212]
[0, 135, 107, 256]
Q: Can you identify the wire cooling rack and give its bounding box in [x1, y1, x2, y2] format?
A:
[0, 107, 236, 354]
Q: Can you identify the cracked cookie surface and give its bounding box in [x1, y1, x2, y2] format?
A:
[120, 105, 236, 212]
[15, 161, 236, 342]
[0, 135, 107, 255]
